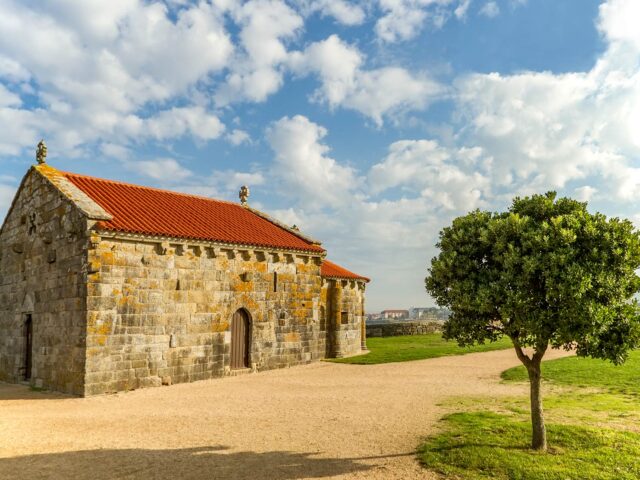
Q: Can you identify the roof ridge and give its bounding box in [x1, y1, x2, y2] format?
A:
[61, 170, 240, 207]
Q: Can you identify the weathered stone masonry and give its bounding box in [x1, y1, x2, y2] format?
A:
[0, 167, 90, 394]
[85, 237, 328, 395]
[322, 278, 366, 358]
[0, 164, 369, 396]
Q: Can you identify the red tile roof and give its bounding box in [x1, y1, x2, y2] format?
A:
[321, 260, 369, 282]
[63, 172, 324, 253]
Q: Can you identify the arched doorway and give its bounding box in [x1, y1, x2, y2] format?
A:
[230, 309, 250, 369]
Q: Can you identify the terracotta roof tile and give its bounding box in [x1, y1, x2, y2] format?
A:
[63, 172, 324, 253]
[321, 260, 369, 282]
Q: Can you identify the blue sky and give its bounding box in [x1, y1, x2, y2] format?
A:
[0, 0, 638, 311]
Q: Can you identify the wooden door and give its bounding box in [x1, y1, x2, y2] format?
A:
[24, 315, 33, 380]
[230, 310, 249, 369]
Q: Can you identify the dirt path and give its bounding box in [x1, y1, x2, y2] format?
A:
[0, 348, 572, 479]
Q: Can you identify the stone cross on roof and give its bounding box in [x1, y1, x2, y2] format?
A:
[239, 185, 250, 206]
[36, 140, 47, 164]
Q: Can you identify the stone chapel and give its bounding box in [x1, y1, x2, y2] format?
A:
[0, 149, 369, 396]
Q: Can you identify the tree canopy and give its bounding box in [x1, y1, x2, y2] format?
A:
[426, 192, 640, 450]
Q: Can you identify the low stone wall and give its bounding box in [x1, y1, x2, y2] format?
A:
[366, 321, 442, 337]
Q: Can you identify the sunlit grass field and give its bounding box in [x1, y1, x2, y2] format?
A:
[501, 350, 640, 395]
[328, 333, 513, 364]
[419, 351, 640, 480]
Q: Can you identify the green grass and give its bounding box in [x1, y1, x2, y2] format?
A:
[501, 350, 640, 395]
[442, 391, 640, 433]
[328, 333, 513, 364]
[419, 411, 640, 480]
[419, 349, 640, 479]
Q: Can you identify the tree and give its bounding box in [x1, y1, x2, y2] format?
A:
[425, 192, 640, 451]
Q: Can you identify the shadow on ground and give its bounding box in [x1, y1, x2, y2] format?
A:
[0, 446, 377, 479]
[0, 382, 75, 400]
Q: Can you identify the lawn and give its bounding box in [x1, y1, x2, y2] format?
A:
[329, 333, 512, 364]
[419, 411, 640, 480]
[501, 350, 640, 395]
[419, 350, 640, 480]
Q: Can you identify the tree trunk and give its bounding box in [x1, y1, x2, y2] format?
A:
[527, 359, 547, 451]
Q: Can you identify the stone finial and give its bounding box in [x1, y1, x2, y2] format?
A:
[239, 185, 250, 206]
[36, 139, 47, 164]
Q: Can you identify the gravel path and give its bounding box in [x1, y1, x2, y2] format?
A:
[0, 348, 572, 479]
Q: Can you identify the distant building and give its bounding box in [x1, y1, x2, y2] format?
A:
[380, 309, 409, 319]
[409, 307, 449, 322]
[409, 307, 430, 319]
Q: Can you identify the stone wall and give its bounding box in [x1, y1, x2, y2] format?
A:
[0, 168, 89, 395]
[323, 279, 365, 357]
[84, 236, 327, 395]
[366, 321, 442, 338]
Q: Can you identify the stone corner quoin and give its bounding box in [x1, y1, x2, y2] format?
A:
[0, 163, 369, 396]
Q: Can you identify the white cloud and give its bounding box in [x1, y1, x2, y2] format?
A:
[266, 115, 360, 208]
[0, 107, 42, 156]
[454, 71, 600, 188]
[373, 0, 523, 42]
[289, 35, 363, 104]
[0, 182, 16, 215]
[215, 0, 303, 105]
[264, 115, 491, 309]
[125, 158, 193, 182]
[224, 171, 265, 190]
[454, 0, 472, 19]
[342, 67, 444, 125]
[226, 129, 252, 146]
[445, 0, 640, 203]
[0, 55, 30, 83]
[452, 30, 640, 202]
[291, 35, 444, 125]
[119, 158, 264, 198]
[0, 84, 20, 108]
[573, 185, 598, 202]
[0, 0, 447, 154]
[479, 1, 500, 18]
[171, 169, 266, 200]
[294, 0, 366, 25]
[605, 164, 640, 201]
[260, 0, 640, 308]
[100, 142, 131, 160]
[599, 0, 640, 52]
[141, 107, 225, 142]
[320, 0, 367, 25]
[375, 0, 464, 43]
[369, 139, 490, 210]
[268, 207, 305, 227]
[0, 0, 232, 157]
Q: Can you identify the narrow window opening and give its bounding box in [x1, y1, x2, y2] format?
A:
[341, 311, 348, 325]
[273, 272, 278, 292]
[24, 314, 33, 380]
